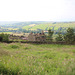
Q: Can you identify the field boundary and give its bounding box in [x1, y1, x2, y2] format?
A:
[1, 41, 75, 45]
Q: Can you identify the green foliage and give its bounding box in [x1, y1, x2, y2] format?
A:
[47, 28, 54, 41]
[64, 28, 75, 44]
[0, 33, 9, 42]
[1, 22, 75, 34]
[55, 32, 63, 42]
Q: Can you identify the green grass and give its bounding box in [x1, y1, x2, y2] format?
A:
[22, 25, 32, 30]
[0, 43, 75, 75]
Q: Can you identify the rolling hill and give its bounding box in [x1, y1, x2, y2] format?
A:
[22, 22, 75, 31]
[0, 21, 75, 32]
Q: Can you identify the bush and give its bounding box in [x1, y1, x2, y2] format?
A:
[0, 33, 9, 42]
[47, 29, 54, 42]
[55, 32, 63, 42]
[64, 28, 75, 44]
[0, 37, 3, 41]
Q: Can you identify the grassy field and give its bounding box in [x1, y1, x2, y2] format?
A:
[0, 43, 75, 75]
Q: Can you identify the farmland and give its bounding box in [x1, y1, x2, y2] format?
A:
[0, 43, 75, 75]
[22, 22, 75, 31]
[0, 21, 75, 33]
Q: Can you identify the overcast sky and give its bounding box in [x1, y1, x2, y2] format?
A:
[0, 0, 75, 22]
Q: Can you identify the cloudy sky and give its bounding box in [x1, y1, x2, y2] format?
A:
[0, 0, 75, 21]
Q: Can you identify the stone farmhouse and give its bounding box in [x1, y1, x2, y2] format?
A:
[28, 31, 46, 41]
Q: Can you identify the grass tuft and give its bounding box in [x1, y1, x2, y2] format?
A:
[10, 45, 19, 49]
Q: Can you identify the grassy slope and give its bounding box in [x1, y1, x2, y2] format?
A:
[22, 22, 75, 30]
[0, 43, 75, 75]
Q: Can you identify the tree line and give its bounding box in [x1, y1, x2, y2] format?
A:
[0, 27, 75, 44]
[47, 27, 75, 44]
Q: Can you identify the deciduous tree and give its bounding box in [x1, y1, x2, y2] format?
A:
[55, 32, 63, 42]
[47, 29, 54, 42]
[64, 28, 75, 44]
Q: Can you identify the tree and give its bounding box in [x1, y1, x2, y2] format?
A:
[47, 28, 54, 42]
[55, 32, 63, 42]
[64, 28, 75, 44]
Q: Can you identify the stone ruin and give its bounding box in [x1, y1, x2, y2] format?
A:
[28, 31, 46, 41]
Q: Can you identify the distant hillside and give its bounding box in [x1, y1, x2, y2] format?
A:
[0, 21, 75, 33]
[0, 21, 47, 28]
[22, 22, 75, 31]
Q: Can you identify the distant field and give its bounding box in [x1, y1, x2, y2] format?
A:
[0, 22, 75, 33]
[22, 22, 75, 30]
[0, 32, 29, 37]
[0, 43, 75, 75]
[0, 32, 12, 34]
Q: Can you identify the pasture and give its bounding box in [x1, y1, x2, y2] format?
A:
[0, 43, 75, 75]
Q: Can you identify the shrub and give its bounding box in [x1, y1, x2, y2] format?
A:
[55, 32, 63, 42]
[47, 29, 54, 42]
[0, 33, 9, 42]
[0, 37, 3, 41]
[64, 28, 75, 44]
